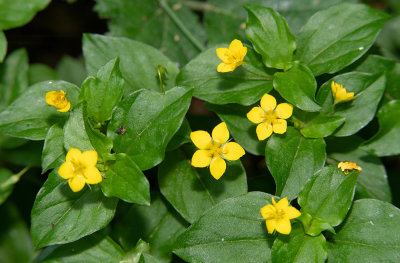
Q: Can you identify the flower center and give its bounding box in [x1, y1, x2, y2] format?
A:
[209, 142, 223, 158]
[263, 110, 277, 123]
[275, 208, 285, 219]
[71, 161, 87, 178]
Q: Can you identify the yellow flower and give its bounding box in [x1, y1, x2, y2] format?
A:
[261, 197, 301, 235]
[338, 161, 362, 174]
[247, 94, 293, 140]
[331, 81, 354, 104]
[216, 39, 247, 72]
[190, 122, 245, 180]
[58, 148, 102, 192]
[45, 90, 71, 112]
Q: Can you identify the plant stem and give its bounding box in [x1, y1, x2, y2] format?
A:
[0, 165, 31, 189]
[158, 0, 205, 52]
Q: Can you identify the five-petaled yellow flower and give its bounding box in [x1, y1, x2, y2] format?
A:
[261, 197, 301, 235]
[338, 161, 362, 174]
[45, 90, 71, 112]
[58, 148, 102, 192]
[216, 39, 247, 73]
[247, 94, 293, 140]
[190, 122, 245, 180]
[331, 81, 354, 104]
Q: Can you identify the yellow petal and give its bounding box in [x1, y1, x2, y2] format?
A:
[247, 107, 265, 124]
[222, 142, 245, 161]
[261, 204, 275, 219]
[68, 176, 86, 192]
[216, 48, 234, 64]
[260, 94, 276, 112]
[45, 91, 58, 106]
[191, 150, 212, 167]
[229, 39, 246, 61]
[275, 219, 292, 235]
[66, 148, 82, 163]
[82, 150, 98, 167]
[285, 206, 301, 219]
[212, 122, 230, 144]
[84, 166, 103, 184]
[57, 101, 71, 112]
[266, 219, 277, 234]
[217, 62, 236, 72]
[58, 162, 74, 179]
[256, 122, 273, 141]
[190, 131, 212, 149]
[272, 119, 287, 134]
[209, 157, 226, 180]
[275, 197, 289, 209]
[275, 103, 293, 119]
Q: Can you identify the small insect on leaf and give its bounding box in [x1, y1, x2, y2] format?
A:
[115, 125, 126, 135]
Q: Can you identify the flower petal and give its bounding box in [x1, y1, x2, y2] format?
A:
[286, 206, 301, 219]
[229, 39, 246, 61]
[261, 204, 275, 219]
[84, 166, 103, 184]
[276, 197, 289, 210]
[260, 94, 276, 112]
[191, 150, 212, 167]
[222, 142, 245, 161]
[212, 122, 230, 144]
[45, 91, 58, 106]
[256, 122, 273, 141]
[266, 219, 277, 234]
[57, 101, 71, 112]
[66, 148, 82, 163]
[247, 107, 265, 124]
[68, 176, 86, 192]
[58, 162, 74, 179]
[216, 48, 234, 64]
[209, 157, 226, 180]
[275, 103, 293, 119]
[82, 150, 98, 167]
[217, 63, 236, 73]
[272, 119, 287, 134]
[275, 218, 292, 235]
[190, 131, 212, 149]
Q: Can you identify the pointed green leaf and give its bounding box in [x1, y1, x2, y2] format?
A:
[300, 114, 345, 138]
[31, 171, 118, 249]
[266, 127, 326, 200]
[42, 122, 66, 173]
[158, 149, 247, 223]
[245, 5, 296, 70]
[166, 118, 191, 151]
[296, 3, 390, 76]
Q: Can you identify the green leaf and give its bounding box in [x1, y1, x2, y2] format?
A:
[29, 63, 59, 85]
[94, 0, 206, 66]
[300, 114, 345, 138]
[0, 0, 50, 30]
[0, 80, 79, 140]
[176, 45, 273, 105]
[139, 253, 163, 263]
[158, 149, 247, 223]
[82, 34, 179, 93]
[298, 166, 358, 228]
[245, 5, 296, 70]
[265, 127, 326, 200]
[296, 3, 390, 76]
[317, 72, 386, 136]
[42, 122, 66, 173]
[122, 239, 151, 263]
[81, 57, 125, 124]
[273, 63, 320, 112]
[31, 171, 118, 249]
[0, 48, 29, 111]
[56, 55, 87, 86]
[0, 167, 14, 204]
[327, 199, 400, 262]
[329, 148, 391, 202]
[174, 192, 273, 263]
[206, 103, 265, 155]
[108, 86, 192, 170]
[101, 153, 150, 205]
[0, 31, 6, 62]
[271, 224, 327, 263]
[361, 100, 400, 156]
[114, 193, 187, 262]
[166, 118, 191, 151]
[0, 141, 42, 166]
[39, 233, 124, 263]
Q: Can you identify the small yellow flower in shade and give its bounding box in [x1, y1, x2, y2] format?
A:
[338, 161, 362, 174]
[261, 197, 301, 235]
[190, 122, 245, 180]
[331, 81, 354, 104]
[216, 39, 247, 73]
[58, 148, 103, 192]
[45, 90, 71, 112]
[247, 94, 293, 140]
